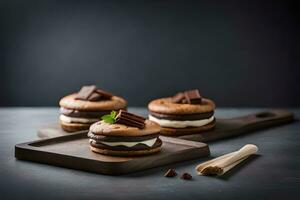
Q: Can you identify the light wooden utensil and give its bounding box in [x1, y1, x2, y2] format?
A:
[196, 144, 258, 176]
[196, 151, 235, 172]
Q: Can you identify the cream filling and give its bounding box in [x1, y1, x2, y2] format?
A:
[60, 115, 99, 124]
[90, 138, 158, 147]
[149, 115, 214, 128]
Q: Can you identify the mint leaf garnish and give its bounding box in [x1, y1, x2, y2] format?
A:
[101, 110, 117, 124]
[110, 110, 117, 118]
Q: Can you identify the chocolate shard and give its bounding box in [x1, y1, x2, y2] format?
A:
[171, 92, 185, 103]
[75, 85, 113, 101]
[115, 110, 146, 129]
[88, 92, 102, 101]
[75, 85, 97, 100]
[172, 89, 202, 104]
[164, 169, 177, 177]
[95, 89, 113, 99]
[183, 89, 202, 104]
[180, 173, 192, 180]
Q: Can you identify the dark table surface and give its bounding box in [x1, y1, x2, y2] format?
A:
[0, 108, 299, 200]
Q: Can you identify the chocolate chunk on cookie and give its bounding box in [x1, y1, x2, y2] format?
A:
[75, 85, 97, 100]
[183, 89, 202, 104]
[115, 110, 146, 129]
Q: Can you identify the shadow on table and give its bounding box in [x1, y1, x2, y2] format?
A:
[122, 154, 261, 180]
[122, 157, 211, 178]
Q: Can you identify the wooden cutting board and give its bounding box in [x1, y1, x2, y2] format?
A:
[15, 134, 209, 175]
[16, 109, 293, 175]
[37, 109, 294, 141]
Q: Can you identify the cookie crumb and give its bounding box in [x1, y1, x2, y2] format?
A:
[180, 173, 192, 180]
[164, 169, 177, 177]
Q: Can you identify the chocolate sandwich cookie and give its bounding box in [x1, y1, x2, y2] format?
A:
[148, 89, 216, 136]
[59, 85, 127, 132]
[88, 110, 162, 156]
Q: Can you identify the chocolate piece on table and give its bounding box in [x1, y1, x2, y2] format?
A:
[164, 169, 177, 177]
[171, 92, 185, 103]
[75, 85, 97, 100]
[183, 89, 202, 104]
[115, 110, 146, 129]
[180, 173, 192, 180]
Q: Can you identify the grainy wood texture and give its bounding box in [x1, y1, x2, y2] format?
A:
[38, 109, 294, 142]
[15, 134, 209, 175]
[37, 123, 87, 139]
[180, 109, 293, 142]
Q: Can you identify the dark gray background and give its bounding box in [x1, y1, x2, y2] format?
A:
[0, 0, 299, 107]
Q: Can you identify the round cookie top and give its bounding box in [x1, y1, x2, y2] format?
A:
[89, 120, 161, 136]
[148, 97, 215, 115]
[60, 93, 127, 111]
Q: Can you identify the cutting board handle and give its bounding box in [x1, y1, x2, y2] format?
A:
[234, 109, 294, 128]
[179, 109, 294, 142]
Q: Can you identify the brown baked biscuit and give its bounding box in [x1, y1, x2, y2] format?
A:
[60, 120, 91, 132]
[90, 120, 161, 136]
[90, 146, 162, 156]
[59, 93, 127, 111]
[148, 97, 215, 115]
[159, 120, 216, 136]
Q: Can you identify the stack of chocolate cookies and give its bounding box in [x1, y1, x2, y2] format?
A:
[59, 85, 127, 132]
[148, 89, 215, 136]
[88, 110, 162, 156]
